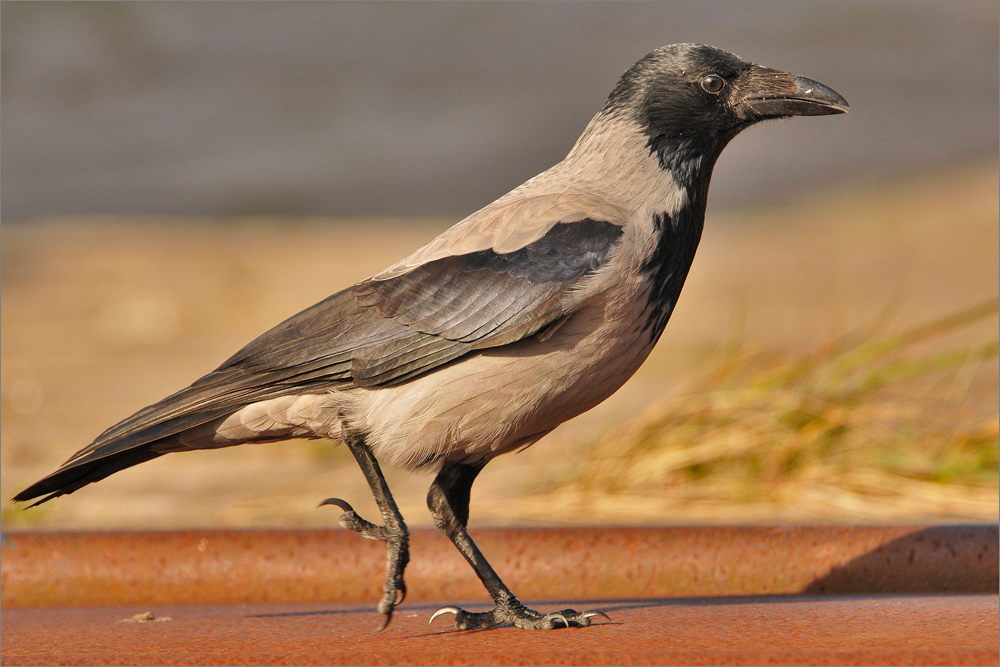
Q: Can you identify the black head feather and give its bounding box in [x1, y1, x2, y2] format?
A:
[606, 44, 848, 194]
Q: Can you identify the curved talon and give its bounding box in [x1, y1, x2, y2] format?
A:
[375, 609, 392, 632]
[376, 611, 393, 632]
[393, 584, 407, 606]
[583, 610, 611, 622]
[429, 606, 461, 624]
[317, 497, 354, 512]
[544, 612, 570, 628]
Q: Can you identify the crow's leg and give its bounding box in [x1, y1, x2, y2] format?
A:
[426, 462, 609, 630]
[319, 437, 408, 630]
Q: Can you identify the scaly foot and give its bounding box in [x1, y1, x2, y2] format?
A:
[429, 598, 609, 630]
[320, 497, 409, 630]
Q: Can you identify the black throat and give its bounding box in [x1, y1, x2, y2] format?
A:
[639, 204, 705, 345]
[646, 132, 729, 198]
[637, 126, 722, 344]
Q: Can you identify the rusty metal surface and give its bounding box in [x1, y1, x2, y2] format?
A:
[2, 595, 998, 666]
[3, 525, 997, 608]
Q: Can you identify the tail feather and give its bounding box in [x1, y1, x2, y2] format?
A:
[13, 446, 166, 507]
[11, 401, 243, 506]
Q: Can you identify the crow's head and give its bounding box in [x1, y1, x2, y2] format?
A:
[607, 43, 848, 180]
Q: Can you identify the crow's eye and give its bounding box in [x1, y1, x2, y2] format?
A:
[701, 75, 725, 93]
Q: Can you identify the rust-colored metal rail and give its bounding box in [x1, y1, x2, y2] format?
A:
[2, 525, 997, 666]
[2, 525, 996, 607]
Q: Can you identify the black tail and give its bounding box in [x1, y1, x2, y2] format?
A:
[12, 446, 165, 507]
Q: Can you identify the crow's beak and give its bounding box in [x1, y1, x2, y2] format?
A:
[744, 70, 849, 117]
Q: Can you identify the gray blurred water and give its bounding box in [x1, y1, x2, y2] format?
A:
[2, 1, 997, 221]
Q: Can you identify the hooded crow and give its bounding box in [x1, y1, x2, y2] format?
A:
[14, 44, 848, 630]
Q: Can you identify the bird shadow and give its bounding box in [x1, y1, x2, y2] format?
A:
[240, 593, 900, 623]
[245, 601, 481, 621]
[246, 607, 365, 619]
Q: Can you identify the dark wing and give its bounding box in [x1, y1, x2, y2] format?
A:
[14, 218, 623, 505]
[349, 218, 624, 384]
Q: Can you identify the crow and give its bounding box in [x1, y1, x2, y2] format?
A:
[14, 44, 848, 630]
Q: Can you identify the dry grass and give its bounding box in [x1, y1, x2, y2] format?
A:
[539, 298, 998, 524]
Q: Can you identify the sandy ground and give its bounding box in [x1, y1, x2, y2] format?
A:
[2, 162, 997, 529]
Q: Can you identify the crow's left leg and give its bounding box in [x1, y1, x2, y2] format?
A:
[426, 462, 609, 630]
[320, 436, 409, 630]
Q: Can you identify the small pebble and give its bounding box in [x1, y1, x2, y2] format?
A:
[123, 611, 171, 623]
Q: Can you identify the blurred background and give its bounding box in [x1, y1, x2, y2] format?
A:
[2, 1, 997, 529]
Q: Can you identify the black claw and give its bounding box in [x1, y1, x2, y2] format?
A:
[429, 606, 460, 625]
[544, 612, 570, 628]
[376, 611, 393, 632]
[319, 497, 388, 539]
[318, 497, 353, 512]
[376, 595, 396, 628]
[583, 610, 611, 622]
